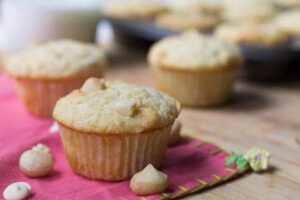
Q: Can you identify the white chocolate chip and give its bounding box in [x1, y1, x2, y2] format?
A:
[32, 143, 50, 153]
[130, 164, 168, 195]
[110, 99, 136, 116]
[19, 150, 54, 177]
[48, 122, 59, 134]
[3, 182, 31, 200]
[168, 120, 182, 146]
[81, 78, 106, 92]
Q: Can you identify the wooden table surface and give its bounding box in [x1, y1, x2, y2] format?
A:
[105, 45, 300, 200]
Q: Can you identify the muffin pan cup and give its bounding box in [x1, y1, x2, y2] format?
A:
[239, 43, 299, 81]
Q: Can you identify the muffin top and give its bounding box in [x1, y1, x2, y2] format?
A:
[223, 0, 277, 22]
[148, 31, 242, 71]
[104, 0, 163, 19]
[5, 40, 106, 79]
[155, 11, 220, 31]
[53, 78, 181, 134]
[275, 9, 300, 37]
[214, 22, 289, 47]
[164, 0, 223, 14]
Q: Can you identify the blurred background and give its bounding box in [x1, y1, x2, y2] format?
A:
[0, 0, 300, 82]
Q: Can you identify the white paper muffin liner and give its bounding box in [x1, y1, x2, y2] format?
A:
[58, 123, 172, 181]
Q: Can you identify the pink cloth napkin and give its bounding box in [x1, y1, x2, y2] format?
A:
[0, 75, 240, 200]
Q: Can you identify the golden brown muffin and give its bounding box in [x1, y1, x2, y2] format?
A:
[275, 9, 300, 37]
[103, 0, 164, 19]
[223, 0, 277, 23]
[53, 78, 180, 181]
[272, 0, 300, 8]
[4, 40, 107, 117]
[164, 0, 223, 15]
[214, 22, 289, 47]
[155, 11, 220, 31]
[148, 30, 242, 107]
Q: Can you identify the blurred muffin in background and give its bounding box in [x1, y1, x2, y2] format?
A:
[155, 11, 220, 32]
[164, 0, 224, 15]
[103, 0, 164, 19]
[272, 0, 300, 8]
[4, 40, 107, 117]
[223, 0, 277, 23]
[148, 30, 242, 107]
[275, 9, 300, 38]
[214, 22, 289, 48]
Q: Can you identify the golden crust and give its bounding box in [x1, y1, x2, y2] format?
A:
[155, 11, 220, 31]
[275, 9, 300, 37]
[273, 0, 300, 7]
[148, 31, 242, 72]
[5, 39, 107, 79]
[223, 0, 277, 22]
[214, 22, 289, 47]
[53, 78, 181, 134]
[103, 1, 164, 19]
[151, 59, 241, 73]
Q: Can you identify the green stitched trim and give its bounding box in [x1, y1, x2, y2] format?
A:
[177, 185, 189, 192]
[155, 169, 243, 200]
[224, 167, 237, 173]
[161, 193, 170, 197]
[139, 134, 247, 200]
[197, 142, 206, 148]
[195, 178, 208, 185]
[211, 175, 223, 185]
[170, 185, 191, 199]
[158, 193, 171, 200]
[210, 149, 223, 156]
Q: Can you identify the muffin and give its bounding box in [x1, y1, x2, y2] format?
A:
[103, 0, 163, 19]
[148, 31, 242, 107]
[53, 78, 180, 181]
[275, 9, 300, 37]
[164, 0, 223, 15]
[155, 11, 220, 31]
[4, 40, 107, 117]
[272, 0, 300, 8]
[214, 22, 289, 47]
[223, 0, 277, 23]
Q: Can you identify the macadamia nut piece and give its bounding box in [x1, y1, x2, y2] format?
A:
[3, 182, 31, 200]
[19, 149, 54, 177]
[130, 164, 168, 195]
[110, 99, 136, 116]
[81, 78, 106, 92]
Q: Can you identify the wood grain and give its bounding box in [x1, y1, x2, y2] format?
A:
[106, 53, 300, 200]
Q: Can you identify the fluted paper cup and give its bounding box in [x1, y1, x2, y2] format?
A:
[58, 123, 173, 181]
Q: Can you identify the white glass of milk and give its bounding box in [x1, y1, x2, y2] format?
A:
[0, 0, 102, 52]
